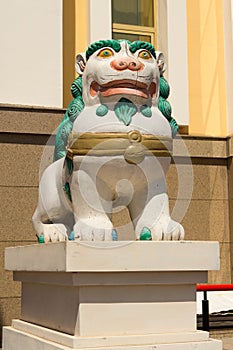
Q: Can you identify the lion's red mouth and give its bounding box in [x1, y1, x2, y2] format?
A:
[90, 79, 156, 99]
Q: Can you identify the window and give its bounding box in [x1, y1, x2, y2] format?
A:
[112, 0, 156, 44]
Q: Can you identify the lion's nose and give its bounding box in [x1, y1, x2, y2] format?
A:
[111, 57, 142, 71]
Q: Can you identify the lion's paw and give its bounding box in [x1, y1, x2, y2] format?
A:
[73, 218, 113, 241]
[39, 224, 68, 243]
[137, 217, 185, 241]
[151, 218, 185, 240]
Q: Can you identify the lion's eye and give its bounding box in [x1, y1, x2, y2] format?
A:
[138, 50, 152, 60]
[98, 48, 114, 58]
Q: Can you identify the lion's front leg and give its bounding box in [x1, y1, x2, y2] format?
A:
[70, 169, 113, 241]
[135, 193, 185, 241]
[32, 158, 74, 243]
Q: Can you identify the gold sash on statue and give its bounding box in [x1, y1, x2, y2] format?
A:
[67, 130, 172, 164]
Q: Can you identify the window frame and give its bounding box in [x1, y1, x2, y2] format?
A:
[112, 0, 157, 46]
[112, 23, 155, 44]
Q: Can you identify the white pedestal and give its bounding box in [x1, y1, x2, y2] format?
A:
[3, 241, 222, 349]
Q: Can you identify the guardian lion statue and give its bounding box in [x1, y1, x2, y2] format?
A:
[32, 39, 184, 242]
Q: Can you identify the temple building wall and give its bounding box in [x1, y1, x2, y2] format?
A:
[0, 0, 63, 107]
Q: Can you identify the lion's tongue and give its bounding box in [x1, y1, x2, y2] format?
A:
[99, 86, 148, 98]
[90, 82, 99, 97]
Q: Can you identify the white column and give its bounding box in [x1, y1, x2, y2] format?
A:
[0, 0, 63, 108]
[89, 0, 112, 44]
[166, 0, 189, 126]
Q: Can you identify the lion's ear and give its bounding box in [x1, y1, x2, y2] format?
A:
[155, 51, 166, 76]
[75, 53, 86, 75]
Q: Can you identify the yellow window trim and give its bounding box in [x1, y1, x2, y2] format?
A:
[113, 23, 155, 34]
[112, 25, 155, 46]
[63, 0, 88, 108]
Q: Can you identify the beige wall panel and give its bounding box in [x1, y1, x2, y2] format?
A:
[0, 242, 35, 343]
[230, 201, 233, 282]
[0, 106, 64, 135]
[228, 158, 233, 201]
[173, 137, 228, 158]
[171, 199, 231, 283]
[0, 243, 36, 299]
[167, 162, 228, 201]
[229, 137, 233, 157]
[0, 243, 22, 299]
[0, 144, 51, 187]
[166, 164, 179, 200]
[209, 242, 232, 284]
[0, 187, 38, 242]
[228, 158, 233, 281]
[191, 163, 228, 200]
[112, 208, 134, 240]
[0, 297, 21, 343]
[174, 199, 230, 242]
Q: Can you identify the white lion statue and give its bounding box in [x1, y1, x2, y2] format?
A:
[32, 39, 184, 242]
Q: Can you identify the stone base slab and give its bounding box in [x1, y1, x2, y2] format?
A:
[3, 241, 222, 349]
[17, 271, 199, 336]
[4, 241, 220, 272]
[4, 241, 220, 337]
[3, 321, 222, 350]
